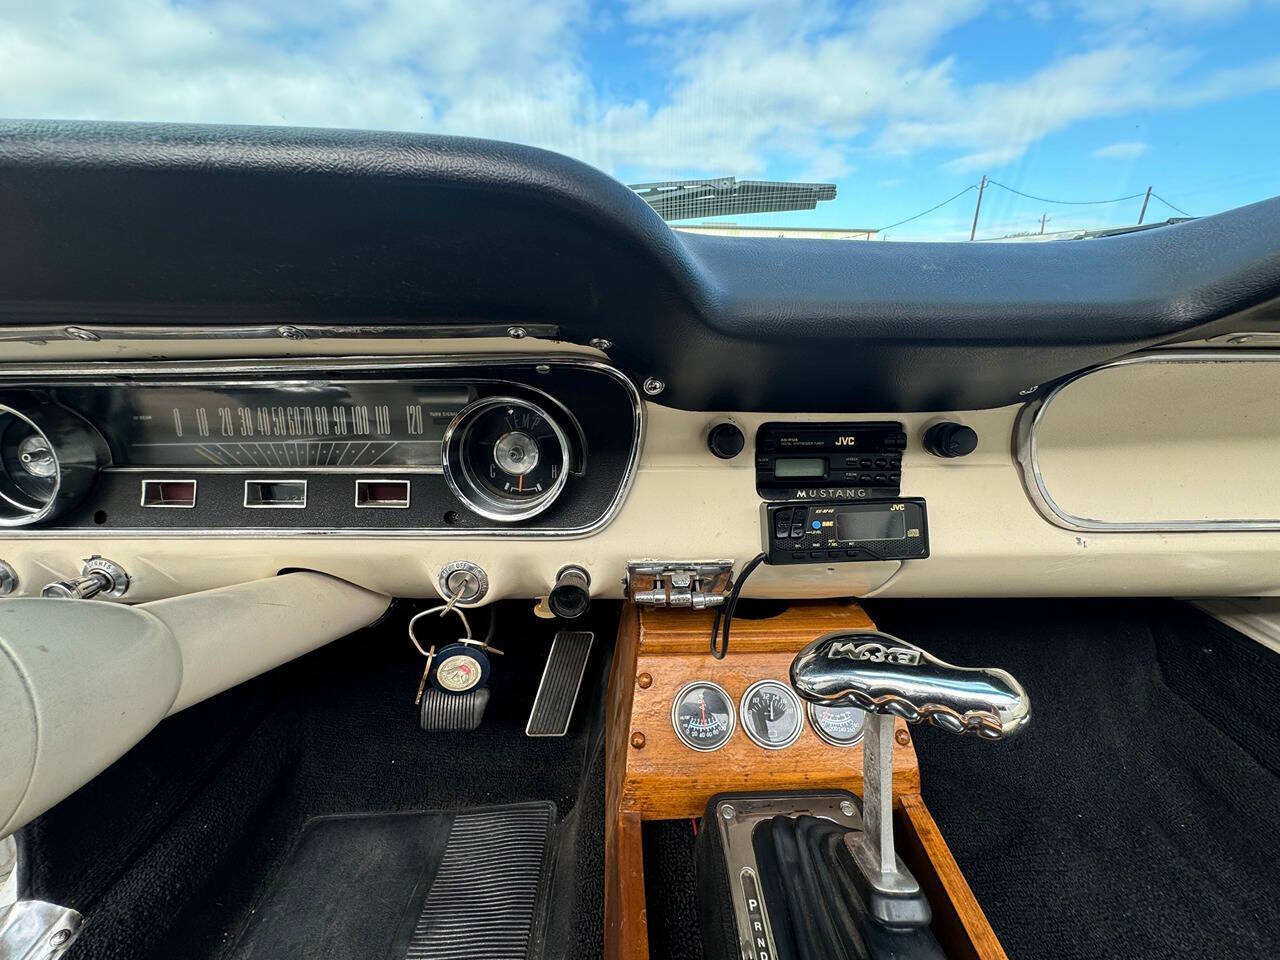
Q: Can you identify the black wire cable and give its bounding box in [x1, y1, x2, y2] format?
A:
[1150, 192, 1193, 217]
[877, 184, 978, 233]
[710, 552, 768, 660]
[986, 179, 1145, 206]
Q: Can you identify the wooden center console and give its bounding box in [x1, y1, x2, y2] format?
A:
[605, 599, 1007, 960]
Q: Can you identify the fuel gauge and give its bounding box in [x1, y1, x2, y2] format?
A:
[671, 681, 735, 752]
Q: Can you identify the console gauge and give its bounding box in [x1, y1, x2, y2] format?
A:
[807, 702, 867, 747]
[442, 396, 570, 522]
[671, 681, 735, 752]
[740, 680, 805, 750]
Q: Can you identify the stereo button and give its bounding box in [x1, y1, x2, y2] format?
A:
[774, 509, 793, 538]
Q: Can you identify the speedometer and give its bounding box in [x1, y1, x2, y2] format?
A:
[442, 396, 570, 522]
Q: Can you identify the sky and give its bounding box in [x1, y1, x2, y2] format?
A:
[2, 0, 1279, 240]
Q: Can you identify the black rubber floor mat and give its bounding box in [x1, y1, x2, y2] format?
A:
[230, 802, 555, 960]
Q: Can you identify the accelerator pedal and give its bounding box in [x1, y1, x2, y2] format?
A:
[420, 688, 490, 732]
[526, 630, 594, 737]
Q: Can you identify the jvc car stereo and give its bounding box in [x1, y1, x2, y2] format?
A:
[755, 421, 908, 500]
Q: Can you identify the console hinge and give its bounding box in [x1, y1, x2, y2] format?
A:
[624, 560, 734, 609]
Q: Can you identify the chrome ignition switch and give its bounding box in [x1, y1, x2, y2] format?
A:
[437, 560, 489, 605]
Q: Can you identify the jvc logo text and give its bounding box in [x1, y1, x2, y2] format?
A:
[834, 436, 857, 446]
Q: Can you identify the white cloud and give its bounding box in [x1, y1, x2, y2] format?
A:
[1093, 141, 1149, 158]
[0, 0, 1276, 192]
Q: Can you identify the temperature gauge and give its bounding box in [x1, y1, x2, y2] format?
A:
[740, 680, 804, 750]
[807, 702, 867, 747]
[671, 681, 735, 752]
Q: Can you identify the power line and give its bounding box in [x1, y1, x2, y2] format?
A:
[986, 179, 1146, 206]
[1150, 192, 1192, 217]
[878, 184, 978, 233]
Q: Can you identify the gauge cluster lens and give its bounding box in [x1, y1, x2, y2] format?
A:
[0, 411, 57, 512]
[671, 681, 736, 752]
[740, 679, 805, 749]
[808, 702, 867, 747]
[0, 400, 104, 527]
[443, 396, 570, 522]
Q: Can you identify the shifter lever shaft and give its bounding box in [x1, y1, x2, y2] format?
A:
[790, 630, 1030, 913]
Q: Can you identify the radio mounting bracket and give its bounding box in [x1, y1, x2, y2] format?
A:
[624, 560, 734, 609]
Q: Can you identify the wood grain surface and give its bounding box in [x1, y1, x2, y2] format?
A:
[605, 599, 1005, 960]
[897, 792, 1009, 960]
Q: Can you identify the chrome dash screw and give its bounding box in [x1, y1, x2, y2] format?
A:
[507, 326, 528, 339]
[643, 377, 665, 396]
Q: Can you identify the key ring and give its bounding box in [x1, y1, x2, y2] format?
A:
[408, 602, 471, 657]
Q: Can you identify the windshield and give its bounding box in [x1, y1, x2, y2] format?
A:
[5, 1, 1278, 240]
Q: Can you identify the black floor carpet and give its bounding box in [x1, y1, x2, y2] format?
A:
[866, 598, 1280, 960]
[24, 600, 615, 960]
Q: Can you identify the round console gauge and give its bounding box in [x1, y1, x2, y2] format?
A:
[807, 702, 867, 747]
[671, 681, 736, 752]
[740, 680, 805, 750]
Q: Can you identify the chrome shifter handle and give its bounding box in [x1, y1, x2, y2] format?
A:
[790, 630, 1030, 739]
[790, 629, 1030, 917]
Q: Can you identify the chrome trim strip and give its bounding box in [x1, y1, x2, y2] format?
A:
[1015, 350, 1280, 532]
[0, 322, 559, 344]
[140, 478, 198, 509]
[243, 478, 308, 509]
[354, 478, 411, 509]
[0, 355, 644, 539]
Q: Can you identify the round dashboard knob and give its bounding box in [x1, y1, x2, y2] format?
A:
[923, 421, 978, 459]
[707, 422, 745, 460]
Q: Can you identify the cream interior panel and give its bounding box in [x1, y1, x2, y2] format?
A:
[1028, 355, 1280, 526]
[5, 343, 1280, 600]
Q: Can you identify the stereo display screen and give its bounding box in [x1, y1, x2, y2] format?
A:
[836, 509, 906, 542]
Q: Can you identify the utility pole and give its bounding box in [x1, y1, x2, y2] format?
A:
[1138, 186, 1152, 225]
[969, 175, 987, 241]
[1039, 213, 1048, 235]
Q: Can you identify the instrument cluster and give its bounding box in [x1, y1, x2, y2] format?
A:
[0, 357, 642, 536]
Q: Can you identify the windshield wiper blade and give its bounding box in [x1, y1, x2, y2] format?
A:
[1068, 217, 1195, 240]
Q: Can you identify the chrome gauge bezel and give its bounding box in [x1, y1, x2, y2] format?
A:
[0, 399, 103, 528]
[670, 680, 737, 753]
[739, 679, 806, 750]
[441, 395, 571, 523]
[806, 701, 867, 748]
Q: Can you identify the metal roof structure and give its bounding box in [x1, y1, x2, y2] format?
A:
[628, 176, 837, 221]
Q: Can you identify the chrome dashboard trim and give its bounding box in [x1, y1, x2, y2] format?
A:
[139, 478, 198, 509]
[354, 478, 411, 509]
[0, 321, 560, 344]
[0, 355, 645, 539]
[1015, 350, 1280, 533]
[243, 478, 308, 509]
